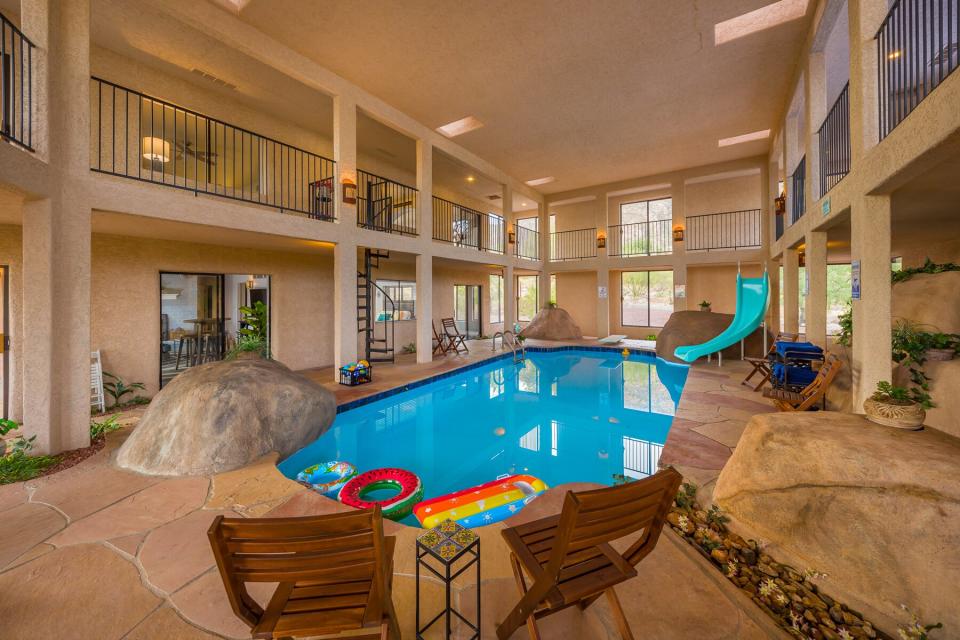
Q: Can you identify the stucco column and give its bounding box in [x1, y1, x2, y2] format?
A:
[807, 50, 826, 207]
[596, 268, 610, 338]
[503, 265, 515, 331]
[850, 194, 891, 410]
[783, 248, 800, 334]
[333, 94, 357, 228]
[766, 258, 781, 334]
[671, 178, 687, 311]
[849, 0, 887, 158]
[502, 183, 513, 258]
[333, 241, 358, 376]
[804, 230, 828, 346]
[416, 140, 432, 242]
[415, 254, 432, 363]
[19, 0, 92, 454]
[538, 203, 551, 306]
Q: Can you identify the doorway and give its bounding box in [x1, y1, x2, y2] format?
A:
[1, 265, 8, 420]
[454, 284, 482, 339]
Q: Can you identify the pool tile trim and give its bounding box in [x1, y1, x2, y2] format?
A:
[336, 345, 660, 413]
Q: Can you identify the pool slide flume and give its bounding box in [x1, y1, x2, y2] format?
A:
[673, 271, 770, 363]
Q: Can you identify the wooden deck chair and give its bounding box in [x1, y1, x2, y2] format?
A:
[432, 320, 450, 356]
[763, 353, 841, 411]
[441, 317, 469, 353]
[496, 467, 682, 640]
[208, 507, 400, 640]
[741, 332, 799, 391]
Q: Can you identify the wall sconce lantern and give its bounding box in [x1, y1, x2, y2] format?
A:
[508, 226, 516, 244]
[673, 226, 685, 242]
[799, 252, 806, 267]
[775, 194, 786, 215]
[596, 233, 606, 249]
[341, 178, 357, 204]
[141, 136, 170, 163]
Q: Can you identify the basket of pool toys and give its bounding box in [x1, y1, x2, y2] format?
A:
[339, 360, 372, 386]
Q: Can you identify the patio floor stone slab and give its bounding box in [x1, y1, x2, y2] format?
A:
[206, 452, 305, 517]
[139, 508, 233, 594]
[692, 419, 751, 448]
[0, 482, 28, 513]
[0, 502, 66, 568]
[29, 463, 159, 521]
[107, 531, 148, 557]
[125, 605, 220, 640]
[171, 568, 274, 639]
[0, 544, 161, 640]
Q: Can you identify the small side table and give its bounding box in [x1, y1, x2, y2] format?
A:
[416, 520, 480, 640]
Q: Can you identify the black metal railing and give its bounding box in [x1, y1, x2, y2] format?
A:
[776, 212, 785, 240]
[90, 77, 335, 219]
[877, 0, 959, 140]
[818, 83, 851, 198]
[1, 12, 35, 151]
[790, 156, 806, 224]
[607, 219, 672, 257]
[550, 228, 597, 261]
[514, 226, 539, 260]
[432, 196, 503, 253]
[686, 210, 762, 251]
[357, 169, 418, 235]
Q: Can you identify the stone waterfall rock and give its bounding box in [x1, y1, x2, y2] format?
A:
[656, 310, 770, 364]
[116, 355, 335, 476]
[713, 411, 960, 635]
[520, 306, 583, 340]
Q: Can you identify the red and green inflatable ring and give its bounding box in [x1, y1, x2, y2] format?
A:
[338, 468, 424, 521]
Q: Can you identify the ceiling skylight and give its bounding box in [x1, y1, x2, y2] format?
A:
[524, 176, 556, 186]
[436, 116, 484, 138]
[714, 0, 809, 45]
[718, 129, 771, 147]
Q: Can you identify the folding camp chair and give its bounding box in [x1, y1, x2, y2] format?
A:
[441, 317, 469, 354]
[741, 332, 798, 391]
[763, 353, 841, 411]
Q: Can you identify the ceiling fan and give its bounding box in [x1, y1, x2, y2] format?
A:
[175, 140, 218, 164]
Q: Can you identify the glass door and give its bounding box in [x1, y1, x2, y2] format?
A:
[453, 284, 482, 339]
[160, 272, 224, 388]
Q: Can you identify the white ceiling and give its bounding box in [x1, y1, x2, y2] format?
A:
[230, 0, 815, 193]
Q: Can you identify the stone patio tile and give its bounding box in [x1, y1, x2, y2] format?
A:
[140, 508, 233, 594]
[0, 482, 28, 514]
[684, 389, 776, 415]
[265, 486, 354, 517]
[0, 544, 161, 640]
[0, 502, 67, 568]
[3, 542, 55, 571]
[125, 605, 220, 640]
[30, 463, 158, 521]
[393, 573, 448, 639]
[661, 427, 732, 471]
[206, 453, 305, 516]
[171, 568, 274, 639]
[692, 419, 750, 448]
[107, 531, 148, 557]
[48, 476, 209, 547]
[675, 401, 727, 424]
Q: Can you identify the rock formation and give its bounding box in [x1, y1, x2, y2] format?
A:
[713, 411, 960, 635]
[116, 355, 336, 476]
[521, 306, 583, 340]
[656, 310, 770, 364]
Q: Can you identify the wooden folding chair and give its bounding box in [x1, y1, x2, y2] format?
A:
[441, 317, 469, 353]
[208, 507, 400, 640]
[741, 332, 798, 391]
[432, 320, 450, 356]
[763, 353, 841, 411]
[496, 467, 682, 640]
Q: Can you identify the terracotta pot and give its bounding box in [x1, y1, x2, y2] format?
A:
[863, 397, 925, 429]
[925, 348, 955, 361]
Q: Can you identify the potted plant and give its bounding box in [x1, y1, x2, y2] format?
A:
[923, 332, 958, 361]
[698, 300, 711, 312]
[864, 381, 925, 429]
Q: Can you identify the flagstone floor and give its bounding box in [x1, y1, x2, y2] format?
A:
[0, 351, 788, 639]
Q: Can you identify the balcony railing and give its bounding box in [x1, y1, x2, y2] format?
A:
[686, 210, 762, 251]
[817, 83, 851, 198]
[514, 226, 539, 260]
[607, 219, 672, 257]
[432, 196, 504, 253]
[877, 0, 959, 140]
[550, 228, 597, 261]
[90, 77, 336, 219]
[1, 12, 35, 151]
[790, 156, 806, 225]
[357, 169, 418, 235]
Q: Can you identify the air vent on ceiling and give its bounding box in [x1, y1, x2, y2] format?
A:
[487, 194, 501, 201]
[190, 68, 238, 91]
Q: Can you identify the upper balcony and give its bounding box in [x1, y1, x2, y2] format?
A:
[432, 196, 504, 254]
[607, 219, 672, 258]
[90, 77, 336, 221]
[685, 209, 762, 252]
[356, 169, 417, 235]
[1, 11, 36, 152]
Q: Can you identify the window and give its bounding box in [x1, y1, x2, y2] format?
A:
[620, 271, 674, 327]
[616, 198, 673, 256]
[550, 274, 557, 305]
[517, 217, 538, 232]
[826, 263, 852, 336]
[620, 197, 672, 225]
[489, 274, 504, 323]
[517, 275, 539, 322]
[375, 280, 415, 320]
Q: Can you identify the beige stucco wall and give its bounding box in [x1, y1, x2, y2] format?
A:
[0, 223, 24, 421]
[686, 264, 765, 315]
[91, 232, 334, 396]
[684, 174, 762, 215]
[555, 271, 598, 337]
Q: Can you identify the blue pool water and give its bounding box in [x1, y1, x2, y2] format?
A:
[279, 349, 688, 526]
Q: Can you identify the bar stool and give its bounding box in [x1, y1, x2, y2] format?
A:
[175, 332, 199, 370]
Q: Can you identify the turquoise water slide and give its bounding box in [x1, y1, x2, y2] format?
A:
[673, 272, 770, 363]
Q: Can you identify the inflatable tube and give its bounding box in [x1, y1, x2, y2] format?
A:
[296, 461, 358, 496]
[414, 474, 548, 529]
[339, 467, 424, 521]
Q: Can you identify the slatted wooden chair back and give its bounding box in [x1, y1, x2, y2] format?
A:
[432, 320, 449, 354]
[767, 353, 842, 411]
[546, 467, 682, 576]
[208, 507, 389, 632]
[772, 332, 799, 351]
[441, 317, 463, 337]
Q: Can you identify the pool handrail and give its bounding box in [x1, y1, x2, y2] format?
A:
[492, 330, 526, 363]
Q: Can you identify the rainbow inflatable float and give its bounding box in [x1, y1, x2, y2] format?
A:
[414, 474, 548, 529]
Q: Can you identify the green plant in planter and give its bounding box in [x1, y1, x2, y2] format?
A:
[402, 343, 416, 354]
[674, 482, 698, 509]
[698, 300, 711, 309]
[891, 257, 960, 284]
[835, 301, 853, 347]
[90, 415, 122, 440]
[102, 373, 146, 409]
[890, 321, 945, 408]
[898, 605, 943, 640]
[0, 418, 18, 437]
[0, 435, 59, 485]
[871, 381, 913, 404]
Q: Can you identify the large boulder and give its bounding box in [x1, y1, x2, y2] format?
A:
[521, 306, 583, 340]
[656, 310, 770, 364]
[714, 412, 960, 635]
[116, 355, 335, 476]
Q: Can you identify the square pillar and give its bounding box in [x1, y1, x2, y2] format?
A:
[851, 194, 892, 410]
[671, 178, 687, 311]
[415, 254, 433, 364]
[333, 95, 358, 228]
[783, 248, 800, 334]
[502, 184, 513, 259]
[538, 204, 551, 303]
[596, 268, 610, 338]
[503, 265, 515, 331]
[333, 241, 358, 377]
[416, 140, 432, 241]
[804, 230, 828, 346]
[766, 258, 781, 333]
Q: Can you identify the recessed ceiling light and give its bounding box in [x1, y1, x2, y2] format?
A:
[718, 129, 771, 147]
[714, 0, 809, 46]
[436, 116, 484, 138]
[466, 175, 476, 183]
[524, 176, 556, 186]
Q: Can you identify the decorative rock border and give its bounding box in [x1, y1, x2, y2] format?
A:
[667, 482, 891, 640]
